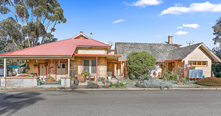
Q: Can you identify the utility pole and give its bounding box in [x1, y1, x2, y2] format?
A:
[186, 41, 194, 46]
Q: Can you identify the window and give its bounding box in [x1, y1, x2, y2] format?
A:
[91, 60, 96, 73]
[62, 64, 65, 68]
[188, 61, 207, 66]
[83, 60, 89, 72]
[83, 60, 96, 74]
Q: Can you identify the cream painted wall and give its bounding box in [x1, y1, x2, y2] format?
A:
[185, 47, 212, 77]
[27, 59, 45, 74]
[76, 47, 107, 54]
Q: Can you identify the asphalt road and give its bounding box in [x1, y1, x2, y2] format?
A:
[0, 90, 221, 116]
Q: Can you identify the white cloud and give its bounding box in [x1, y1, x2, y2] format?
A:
[174, 31, 189, 35]
[165, 33, 172, 35]
[124, 0, 163, 7]
[177, 26, 183, 29]
[157, 35, 161, 37]
[209, 22, 213, 24]
[160, 2, 221, 15]
[113, 19, 125, 24]
[183, 23, 199, 28]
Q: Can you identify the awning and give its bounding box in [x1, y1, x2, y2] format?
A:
[7, 64, 26, 68]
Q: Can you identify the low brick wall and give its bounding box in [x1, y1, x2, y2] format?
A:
[0, 77, 38, 87]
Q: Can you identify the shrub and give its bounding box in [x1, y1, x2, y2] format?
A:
[196, 78, 221, 86]
[135, 80, 172, 90]
[162, 71, 177, 81]
[70, 84, 78, 89]
[86, 81, 100, 89]
[102, 80, 112, 88]
[74, 79, 79, 85]
[130, 74, 136, 79]
[138, 74, 149, 81]
[169, 74, 177, 81]
[126, 52, 156, 78]
[162, 71, 170, 80]
[116, 82, 120, 88]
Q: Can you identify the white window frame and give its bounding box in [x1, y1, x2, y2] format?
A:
[83, 59, 96, 74]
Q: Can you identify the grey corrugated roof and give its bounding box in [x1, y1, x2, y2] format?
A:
[115, 42, 202, 61]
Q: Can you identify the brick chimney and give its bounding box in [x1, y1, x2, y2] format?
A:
[168, 36, 173, 44]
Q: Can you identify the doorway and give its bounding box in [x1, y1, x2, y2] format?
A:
[57, 63, 66, 81]
[39, 64, 46, 81]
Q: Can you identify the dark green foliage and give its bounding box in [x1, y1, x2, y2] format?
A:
[212, 47, 221, 78]
[86, 81, 99, 89]
[0, 0, 66, 52]
[126, 52, 156, 78]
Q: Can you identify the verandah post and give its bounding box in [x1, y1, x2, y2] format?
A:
[121, 56, 122, 83]
[96, 56, 98, 83]
[4, 58, 6, 78]
[68, 58, 70, 77]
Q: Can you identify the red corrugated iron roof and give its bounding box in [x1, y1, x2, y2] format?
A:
[0, 34, 111, 57]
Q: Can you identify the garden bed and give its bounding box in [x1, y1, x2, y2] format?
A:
[196, 78, 221, 86]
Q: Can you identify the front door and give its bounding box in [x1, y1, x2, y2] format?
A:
[40, 64, 46, 81]
[57, 63, 66, 81]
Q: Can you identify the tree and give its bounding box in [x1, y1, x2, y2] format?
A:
[212, 17, 221, 47]
[212, 47, 221, 78]
[0, 0, 66, 52]
[126, 52, 157, 78]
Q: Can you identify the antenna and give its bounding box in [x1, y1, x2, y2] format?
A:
[108, 41, 113, 47]
[186, 41, 194, 46]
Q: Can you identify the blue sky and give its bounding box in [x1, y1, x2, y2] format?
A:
[54, 0, 221, 49]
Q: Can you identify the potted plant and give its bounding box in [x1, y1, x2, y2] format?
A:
[37, 79, 42, 85]
[59, 79, 61, 85]
[107, 71, 112, 80]
[33, 64, 38, 67]
[81, 70, 90, 79]
[71, 77, 75, 84]
[45, 75, 55, 82]
[98, 77, 102, 82]
[26, 66, 30, 71]
[102, 77, 105, 81]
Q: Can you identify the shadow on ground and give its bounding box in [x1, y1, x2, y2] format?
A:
[0, 92, 44, 115]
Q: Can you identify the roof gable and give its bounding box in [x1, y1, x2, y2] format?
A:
[183, 43, 221, 62]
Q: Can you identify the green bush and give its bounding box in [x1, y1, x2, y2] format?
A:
[126, 52, 156, 78]
[81, 70, 90, 76]
[169, 74, 177, 81]
[162, 71, 177, 81]
[162, 71, 170, 80]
